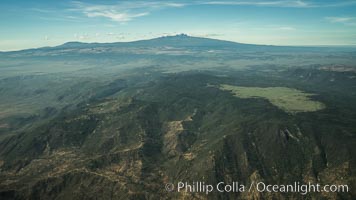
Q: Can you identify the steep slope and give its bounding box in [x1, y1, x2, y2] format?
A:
[0, 72, 354, 199]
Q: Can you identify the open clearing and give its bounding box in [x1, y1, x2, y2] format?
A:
[219, 84, 325, 113]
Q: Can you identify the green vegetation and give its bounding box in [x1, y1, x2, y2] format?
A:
[0, 36, 355, 199]
[219, 84, 325, 113]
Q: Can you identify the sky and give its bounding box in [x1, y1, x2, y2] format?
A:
[1, 0, 356, 51]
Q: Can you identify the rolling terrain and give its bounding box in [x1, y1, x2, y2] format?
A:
[0, 35, 355, 199]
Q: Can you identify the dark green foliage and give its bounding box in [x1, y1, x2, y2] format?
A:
[0, 36, 355, 199]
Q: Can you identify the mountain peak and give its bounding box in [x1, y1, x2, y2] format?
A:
[159, 33, 190, 39]
[175, 33, 189, 37]
[60, 41, 87, 48]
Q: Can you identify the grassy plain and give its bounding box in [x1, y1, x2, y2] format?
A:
[219, 84, 325, 113]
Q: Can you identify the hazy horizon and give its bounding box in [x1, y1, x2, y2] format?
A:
[2, 33, 356, 53]
[1, 0, 356, 51]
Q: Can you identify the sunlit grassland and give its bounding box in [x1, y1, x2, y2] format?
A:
[219, 84, 325, 113]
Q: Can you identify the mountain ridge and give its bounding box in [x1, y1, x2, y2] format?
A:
[58, 34, 259, 48]
[1, 34, 332, 54]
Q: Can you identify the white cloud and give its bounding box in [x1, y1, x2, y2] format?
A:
[326, 17, 356, 26]
[70, 1, 185, 23]
[69, 1, 356, 25]
[86, 11, 148, 22]
[326, 17, 353, 23]
[201, 0, 356, 8]
[74, 33, 90, 40]
[202, 1, 310, 8]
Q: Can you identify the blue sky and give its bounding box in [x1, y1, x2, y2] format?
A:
[1, 0, 356, 50]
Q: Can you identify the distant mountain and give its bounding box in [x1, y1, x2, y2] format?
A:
[2, 34, 340, 55]
[57, 34, 249, 49]
[1, 34, 355, 58]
